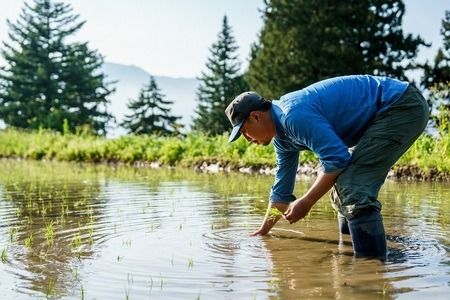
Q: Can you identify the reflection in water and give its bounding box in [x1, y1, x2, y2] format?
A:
[0, 159, 448, 299]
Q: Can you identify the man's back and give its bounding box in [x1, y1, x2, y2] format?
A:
[277, 75, 409, 147]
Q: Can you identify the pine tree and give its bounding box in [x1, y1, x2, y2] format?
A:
[192, 15, 248, 135]
[421, 11, 450, 134]
[121, 76, 182, 135]
[422, 10, 450, 88]
[247, 0, 427, 99]
[0, 0, 114, 135]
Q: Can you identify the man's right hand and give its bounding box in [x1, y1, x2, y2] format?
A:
[250, 227, 270, 236]
[250, 202, 289, 237]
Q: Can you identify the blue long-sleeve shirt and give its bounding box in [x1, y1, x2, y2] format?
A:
[269, 75, 409, 204]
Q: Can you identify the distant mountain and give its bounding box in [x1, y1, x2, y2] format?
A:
[101, 62, 199, 136]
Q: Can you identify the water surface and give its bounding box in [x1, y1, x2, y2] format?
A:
[0, 160, 448, 299]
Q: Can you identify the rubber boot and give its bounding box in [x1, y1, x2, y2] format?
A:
[347, 209, 387, 261]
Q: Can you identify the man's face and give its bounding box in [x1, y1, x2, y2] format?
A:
[240, 112, 272, 145]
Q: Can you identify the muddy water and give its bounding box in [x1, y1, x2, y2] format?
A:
[0, 160, 448, 299]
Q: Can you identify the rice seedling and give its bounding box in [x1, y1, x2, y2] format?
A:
[8, 226, 18, 244]
[1, 247, 7, 263]
[122, 239, 132, 247]
[44, 278, 56, 298]
[45, 221, 55, 246]
[24, 234, 33, 248]
[71, 232, 82, 249]
[188, 257, 194, 269]
[80, 283, 85, 300]
[127, 273, 134, 285]
[382, 282, 390, 297]
[267, 207, 283, 221]
[72, 268, 79, 281]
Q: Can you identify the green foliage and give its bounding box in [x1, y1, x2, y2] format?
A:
[422, 10, 450, 89]
[0, 0, 115, 135]
[0, 129, 449, 175]
[192, 15, 248, 134]
[121, 76, 182, 135]
[429, 82, 450, 135]
[248, 0, 427, 98]
[421, 11, 450, 134]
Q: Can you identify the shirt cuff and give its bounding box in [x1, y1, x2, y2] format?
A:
[320, 159, 350, 173]
[269, 191, 296, 204]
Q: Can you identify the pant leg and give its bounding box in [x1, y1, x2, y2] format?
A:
[331, 86, 429, 258]
[338, 212, 350, 235]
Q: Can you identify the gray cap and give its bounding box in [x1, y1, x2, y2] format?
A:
[225, 91, 266, 143]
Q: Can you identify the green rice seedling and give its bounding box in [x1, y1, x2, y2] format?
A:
[45, 278, 56, 298]
[267, 207, 283, 221]
[71, 232, 82, 249]
[8, 226, 18, 244]
[188, 258, 194, 269]
[45, 221, 55, 246]
[24, 234, 33, 248]
[1, 247, 7, 263]
[382, 282, 390, 297]
[80, 283, 85, 300]
[72, 268, 79, 281]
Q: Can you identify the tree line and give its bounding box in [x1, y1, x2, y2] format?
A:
[0, 0, 449, 137]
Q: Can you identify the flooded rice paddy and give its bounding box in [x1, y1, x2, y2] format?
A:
[0, 160, 448, 299]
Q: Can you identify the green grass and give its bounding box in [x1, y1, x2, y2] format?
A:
[0, 128, 448, 177]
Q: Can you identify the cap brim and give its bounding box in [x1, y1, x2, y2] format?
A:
[228, 121, 244, 143]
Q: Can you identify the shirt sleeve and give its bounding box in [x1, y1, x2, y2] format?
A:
[269, 148, 299, 204]
[286, 113, 351, 173]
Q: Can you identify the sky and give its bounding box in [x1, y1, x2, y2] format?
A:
[0, 0, 448, 78]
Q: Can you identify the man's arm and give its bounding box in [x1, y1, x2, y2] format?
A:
[284, 171, 340, 223]
[250, 202, 289, 236]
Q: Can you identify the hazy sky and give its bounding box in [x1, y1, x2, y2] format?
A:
[0, 0, 448, 78]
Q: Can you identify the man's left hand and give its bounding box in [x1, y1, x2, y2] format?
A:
[283, 198, 313, 224]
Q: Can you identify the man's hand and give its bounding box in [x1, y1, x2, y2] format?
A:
[284, 171, 340, 224]
[250, 227, 270, 236]
[250, 202, 289, 237]
[283, 198, 313, 224]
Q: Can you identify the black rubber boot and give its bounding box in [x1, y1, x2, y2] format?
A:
[347, 209, 387, 261]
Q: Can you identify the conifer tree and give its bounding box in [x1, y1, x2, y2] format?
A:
[0, 0, 114, 135]
[422, 10, 450, 88]
[121, 76, 182, 135]
[248, 0, 427, 99]
[421, 11, 450, 133]
[192, 15, 248, 135]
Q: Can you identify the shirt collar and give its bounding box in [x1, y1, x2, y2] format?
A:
[271, 102, 286, 138]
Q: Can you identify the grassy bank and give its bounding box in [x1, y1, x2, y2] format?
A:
[0, 128, 449, 178]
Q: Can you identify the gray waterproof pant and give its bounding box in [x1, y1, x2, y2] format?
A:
[331, 85, 429, 260]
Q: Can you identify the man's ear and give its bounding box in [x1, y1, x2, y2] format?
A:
[248, 111, 261, 122]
